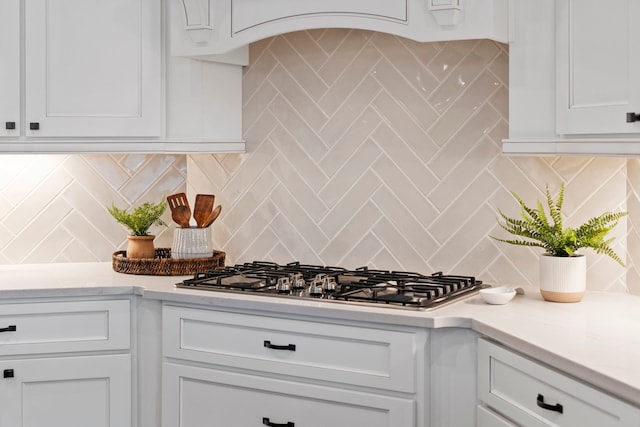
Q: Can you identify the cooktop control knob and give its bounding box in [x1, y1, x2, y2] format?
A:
[276, 277, 291, 294]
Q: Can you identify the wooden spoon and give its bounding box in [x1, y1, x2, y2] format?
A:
[201, 205, 222, 228]
[167, 193, 191, 228]
[193, 194, 215, 228]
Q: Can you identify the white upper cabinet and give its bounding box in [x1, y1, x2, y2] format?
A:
[505, 0, 640, 155]
[0, 0, 20, 138]
[23, 0, 161, 138]
[556, 0, 640, 135]
[170, 0, 508, 58]
[0, 0, 246, 154]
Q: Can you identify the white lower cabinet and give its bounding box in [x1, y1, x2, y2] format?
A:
[0, 299, 132, 427]
[477, 338, 640, 427]
[161, 304, 426, 427]
[0, 354, 131, 427]
[163, 363, 414, 427]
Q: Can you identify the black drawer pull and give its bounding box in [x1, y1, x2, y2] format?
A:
[3, 369, 14, 379]
[29, 122, 39, 130]
[628, 112, 640, 122]
[262, 417, 294, 427]
[5, 121, 15, 130]
[0, 325, 16, 333]
[537, 394, 563, 413]
[263, 340, 296, 351]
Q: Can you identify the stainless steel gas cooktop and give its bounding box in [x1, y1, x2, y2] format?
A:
[175, 261, 488, 310]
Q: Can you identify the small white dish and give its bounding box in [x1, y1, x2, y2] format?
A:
[480, 285, 517, 305]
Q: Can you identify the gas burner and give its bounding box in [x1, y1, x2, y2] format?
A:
[176, 261, 488, 310]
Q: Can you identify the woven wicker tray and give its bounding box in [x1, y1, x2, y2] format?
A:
[112, 248, 225, 276]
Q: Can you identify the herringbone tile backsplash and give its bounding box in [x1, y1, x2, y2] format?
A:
[1, 30, 638, 294]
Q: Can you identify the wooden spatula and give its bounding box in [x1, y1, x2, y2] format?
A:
[193, 194, 215, 228]
[167, 193, 191, 228]
[202, 205, 222, 228]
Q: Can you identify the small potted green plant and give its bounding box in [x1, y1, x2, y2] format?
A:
[493, 183, 627, 302]
[108, 201, 167, 259]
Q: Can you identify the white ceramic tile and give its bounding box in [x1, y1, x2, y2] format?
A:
[371, 91, 438, 162]
[372, 217, 432, 271]
[428, 104, 501, 179]
[268, 95, 328, 161]
[268, 65, 328, 131]
[318, 108, 381, 176]
[223, 169, 278, 232]
[370, 186, 438, 255]
[429, 71, 502, 146]
[318, 75, 382, 144]
[317, 30, 374, 86]
[370, 58, 437, 130]
[319, 172, 381, 238]
[318, 140, 381, 208]
[2, 167, 73, 233]
[319, 201, 382, 265]
[243, 81, 279, 131]
[268, 185, 329, 252]
[427, 40, 477, 81]
[243, 50, 278, 102]
[370, 33, 439, 97]
[370, 159, 439, 228]
[267, 36, 328, 100]
[429, 172, 500, 244]
[371, 123, 439, 195]
[269, 155, 328, 223]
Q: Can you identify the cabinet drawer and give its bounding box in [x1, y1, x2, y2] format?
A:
[478, 338, 640, 427]
[162, 362, 414, 427]
[163, 305, 423, 393]
[477, 405, 517, 427]
[0, 300, 130, 355]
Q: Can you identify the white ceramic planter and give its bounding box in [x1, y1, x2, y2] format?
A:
[539, 254, 586, 302]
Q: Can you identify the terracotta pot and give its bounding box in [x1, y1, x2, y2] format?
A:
[539, 254, 586, 302]
[126, 235, 156, 259]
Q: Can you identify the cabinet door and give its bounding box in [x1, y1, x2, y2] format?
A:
[163, 363, 415, 427]
[0, 0, 20, 137]
[556, 0, 640, 134]
[0, 354, 131, 427]
[24, 0, 161, 137]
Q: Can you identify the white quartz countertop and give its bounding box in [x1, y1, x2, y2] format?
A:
[1, 262, 639, 407]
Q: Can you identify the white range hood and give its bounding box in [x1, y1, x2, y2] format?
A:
[171, 0, 508, 60]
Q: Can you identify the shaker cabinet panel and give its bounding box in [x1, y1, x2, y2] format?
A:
[163, 304, 421, 393]
[556, 0, 640, 135]
[0, 354, 131, 427]
[23, 0, 161, 137]
[0, 299, 131, 356]
[478, 339, 640, 427]
[0, 0, 20, 138]
[162, 362, 415, 427]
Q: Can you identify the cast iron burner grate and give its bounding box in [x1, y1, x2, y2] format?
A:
[175, 261, 488, 310]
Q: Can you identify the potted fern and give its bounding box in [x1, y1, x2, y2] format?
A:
[493, 183, 627, 302]
[108, 201, 167, 259]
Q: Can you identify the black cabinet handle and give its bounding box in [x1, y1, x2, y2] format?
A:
[262, 417, 294, 427]
[5, 122, 15, 130]
[29, 122, 39, 130]
[0, 325, 16, 333]
[537, 394, 563, 413]
[627, 112, 640, 122]
[264, 340, 296, 351]
[3, 369, 14, 379]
